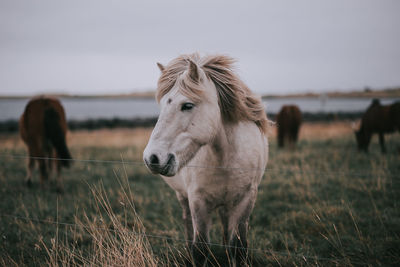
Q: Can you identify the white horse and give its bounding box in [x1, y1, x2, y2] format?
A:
[143, 53, 269, 266]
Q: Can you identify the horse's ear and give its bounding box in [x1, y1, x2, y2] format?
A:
[157, 62, 165, 72]
[188, 60, 199, 81]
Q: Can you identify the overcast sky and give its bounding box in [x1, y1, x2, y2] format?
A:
[0, 0, 399, 96]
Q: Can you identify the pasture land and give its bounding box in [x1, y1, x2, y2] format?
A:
[0, 122, 399, 266]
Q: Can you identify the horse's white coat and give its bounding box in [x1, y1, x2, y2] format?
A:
[143, 56, 268, 265]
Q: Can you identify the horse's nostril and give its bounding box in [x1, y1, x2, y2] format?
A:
[166, 153, 175, 166]
[149, 154, 159, 165]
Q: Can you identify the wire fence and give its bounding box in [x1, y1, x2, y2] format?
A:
[0, 151, 397, 264]
[0, 152, 398, 179]
[0, 213, 339, 263]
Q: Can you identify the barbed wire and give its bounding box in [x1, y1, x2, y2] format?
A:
[0, 213, 340, 263]
[0, 152, 397, 178]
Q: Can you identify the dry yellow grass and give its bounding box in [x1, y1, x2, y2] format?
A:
[67, 128, 152, 148]
[42, 183, 160, 267]
[0, 127, 153, 150]
[0, 122, 354, 151]
[299, 121, 353, 140]
[0, 133, 22, 150]
[269, 121, 353, 140]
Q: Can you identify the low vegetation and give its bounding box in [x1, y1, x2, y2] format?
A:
[0, 123, 399, 266]
[0, 112, 365, 133]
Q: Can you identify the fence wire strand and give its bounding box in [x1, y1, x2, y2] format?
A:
[0, 152, 397, 178]
[0, 151, 396, 264]
[0, 213, 339, 263]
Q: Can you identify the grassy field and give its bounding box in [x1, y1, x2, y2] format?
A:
[0, 123, 399, 266]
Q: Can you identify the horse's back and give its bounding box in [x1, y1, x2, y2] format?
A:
[278, 105, 301, 126]
[20, 98, 46, 146]
[362, 102, 397, 133]
[277, 105, 302, 139]
[22, 97, 66, 131]
[292, 105, 302, 122]
[20, 97, 68, 154]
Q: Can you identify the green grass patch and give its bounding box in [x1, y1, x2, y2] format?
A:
[0, 133, 399, 266]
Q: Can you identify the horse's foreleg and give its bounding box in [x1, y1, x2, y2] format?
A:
[218, 208, 229, 245]
[176, 194, 193, 244]
[290, 126, 299, 150]
[365, 133, 372, 152]
[47, 150, 53, 177]
[294, 125, 300, 143]
[26, 157, 35, 187]
[55, 159, 64, 193]
[227, 195, 256, 267]
[38, 158, 48, 188]
[26, 145, 37, 187]
[277, 131, 284, 148]
[379, 133, 386, 153]
[190, 200, 212, 267]
[231, 220, 249, 267]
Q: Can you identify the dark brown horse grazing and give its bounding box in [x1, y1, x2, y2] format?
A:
[355, 99, 400, 153]
[19, 96, 72, 191]
[276, 105, 302, 148]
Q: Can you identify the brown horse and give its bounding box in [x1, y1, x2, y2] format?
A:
[355, 99, 400, 153]
[276, 105, 302, 148]
[19, 96, 72, 191]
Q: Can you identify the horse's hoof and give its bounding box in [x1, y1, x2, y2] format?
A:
[26, 180, 32, 187]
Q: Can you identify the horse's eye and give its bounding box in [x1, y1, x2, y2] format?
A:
[181, 102, 195, 111]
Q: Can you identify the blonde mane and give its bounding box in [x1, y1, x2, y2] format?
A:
[156, 53, 269, 134]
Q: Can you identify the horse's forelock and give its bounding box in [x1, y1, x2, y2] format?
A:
[156, 54, 204, 103]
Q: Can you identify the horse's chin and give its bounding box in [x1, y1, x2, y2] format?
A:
[161, 156, 191, 177]
[144, 162, 177, 177]
[146, 164, 177, 177]
[160, 166, 177, 177]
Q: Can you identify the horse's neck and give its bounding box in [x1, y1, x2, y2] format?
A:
[209, 122, 240, 164]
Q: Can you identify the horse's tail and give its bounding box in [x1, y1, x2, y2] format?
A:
[44, 107, 72, 167]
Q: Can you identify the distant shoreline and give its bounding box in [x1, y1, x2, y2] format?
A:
[0, 93, 156, 100]
[1, 87, 399, 100]
[0, 112, 365, 133]
[262, 87, 400, 99]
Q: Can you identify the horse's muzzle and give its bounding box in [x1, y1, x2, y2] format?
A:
[144, 153, 176, 177]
